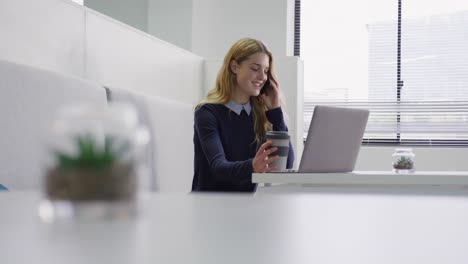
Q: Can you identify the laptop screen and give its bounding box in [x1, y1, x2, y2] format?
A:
[298, 106, 369, 173]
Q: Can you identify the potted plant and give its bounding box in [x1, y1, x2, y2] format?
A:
[392, 148, 415, 173]
[45, 134, 137, 201]
[393, 156, 414, 170]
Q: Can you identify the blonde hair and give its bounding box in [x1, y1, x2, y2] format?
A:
[197, 38, 283, 146]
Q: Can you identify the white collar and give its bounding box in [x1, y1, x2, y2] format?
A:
[224, 99, 252, 116]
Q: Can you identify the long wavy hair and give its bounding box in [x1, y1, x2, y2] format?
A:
[197, 38, 283, 147]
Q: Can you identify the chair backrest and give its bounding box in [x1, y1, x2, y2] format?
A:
[108, 87, 194, 193]
[0, 60, 107, 190]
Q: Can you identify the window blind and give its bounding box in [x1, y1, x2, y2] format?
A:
[304, 100, 468, 146]
[294, 0, 300, 56]
[300, 0, 468, 146]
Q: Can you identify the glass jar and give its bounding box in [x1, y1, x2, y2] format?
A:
[40, 102, 149, 221]
[392, 148, 415, 173]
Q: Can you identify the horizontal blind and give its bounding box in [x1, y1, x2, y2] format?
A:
[294, 0, 300, 56]
[398, 9, 468, 145]
[302, 1, 468, 146]
[304, 100, 468, 145]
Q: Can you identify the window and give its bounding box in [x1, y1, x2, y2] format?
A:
[300, 0, 468, 146]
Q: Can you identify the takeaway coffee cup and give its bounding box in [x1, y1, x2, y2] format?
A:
[265, 131, 290, 172]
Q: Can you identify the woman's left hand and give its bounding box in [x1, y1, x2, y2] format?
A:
[260, 78, 281, 110]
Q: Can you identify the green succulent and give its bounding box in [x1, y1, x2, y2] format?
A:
[393, 156, 414, 169]
[397, 156, 413, 165]
[55, 134, 130, 170]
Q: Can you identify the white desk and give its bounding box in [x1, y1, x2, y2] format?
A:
[2, 191, 468, 263]
[253, 171, 468, 186]
[253, 171, 468, 194]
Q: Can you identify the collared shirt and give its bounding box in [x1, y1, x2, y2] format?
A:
[192, 104, 294, 192]
[224, 99, 252, 116]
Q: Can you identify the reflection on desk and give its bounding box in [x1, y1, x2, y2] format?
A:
[1, 191, 468, 263]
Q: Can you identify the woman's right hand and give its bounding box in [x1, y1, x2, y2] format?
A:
[252, 141, 279, 173]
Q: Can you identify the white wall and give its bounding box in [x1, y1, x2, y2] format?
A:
[191, 0, 295, 58]
[0, 0, 204, 104]
[84, 0, 148, 32]
[147, 0, 193, 51]
[84, 0, 194, 51]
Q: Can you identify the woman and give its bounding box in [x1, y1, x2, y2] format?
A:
[192, 38, 294, 192]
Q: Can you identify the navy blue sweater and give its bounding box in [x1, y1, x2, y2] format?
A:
[192, 104, 294, 192]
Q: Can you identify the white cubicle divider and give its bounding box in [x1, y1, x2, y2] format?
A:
[85, 8, 204, 104]
[0, 59, 108, 190]
[0, 0, 204, 192]
[0, 0, 85, 77]
[0, 0, 204, 105]
[108, 87, 194, 193]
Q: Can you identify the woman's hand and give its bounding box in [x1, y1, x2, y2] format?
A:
[252, 141, 279, 173]
[260, 77, 280, 110]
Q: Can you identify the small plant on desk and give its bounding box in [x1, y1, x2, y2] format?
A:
[393, 156, 414, 170]
[45, 134, 137, 201]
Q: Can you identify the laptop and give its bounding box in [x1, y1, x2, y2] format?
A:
[293, 105, 369, 173]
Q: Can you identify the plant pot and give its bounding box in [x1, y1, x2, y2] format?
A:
[392, 163, 414, 170]
[45, 162, 137, 201]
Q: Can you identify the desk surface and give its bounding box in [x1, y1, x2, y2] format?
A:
[2, 191, 468, 264]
